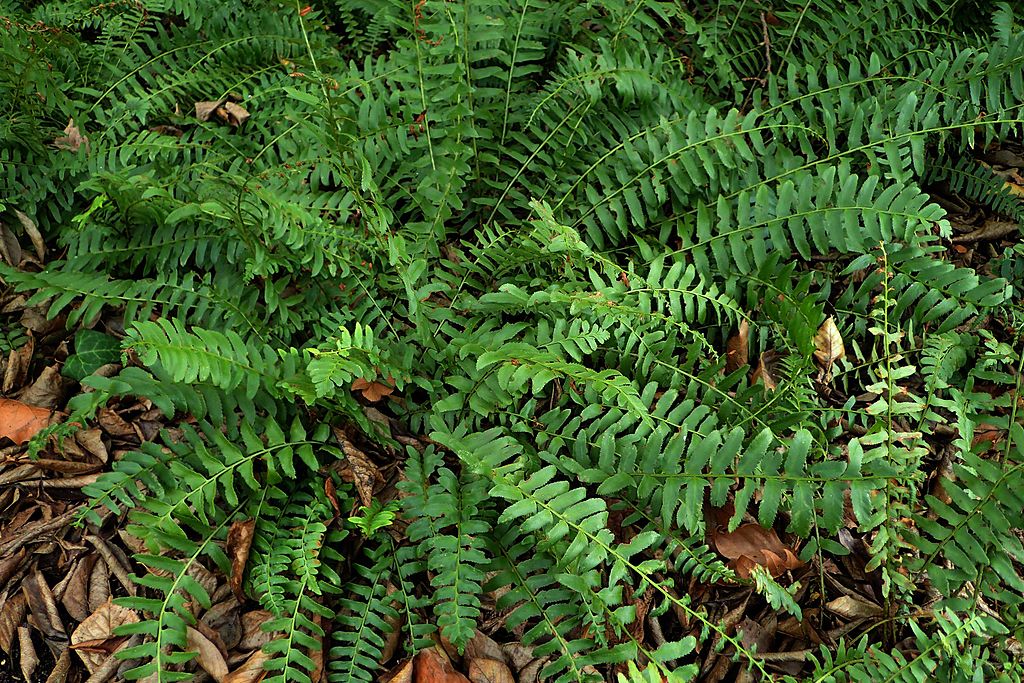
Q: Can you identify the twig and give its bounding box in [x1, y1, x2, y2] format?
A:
[760, 12, 772, 83]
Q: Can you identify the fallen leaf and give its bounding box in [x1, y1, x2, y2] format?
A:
[0, 593, 27, 654]
[467, 658, 515, 683]
[352, 376, 396, 402]
[54, 119, 88, 153]
[4, 336, 35, 394]
[195, 100, 250, 127]
[70, 599, 139, 672]
[0, 398, 53, 444]
[332, 427, 383, 507]
[825, 595, 883, 619]
[812, 316, 845, 368]
[414, 648, 471, 683]
[22, 570, 66, 651]
[19, 626, 38, 682]
[62, 556, 95, 622]
[382, 659, 414, 683]
[44, 647, 72, 683]
[12, 210, 45, 261]
[195, 100, 224, 121]
[239, 610, 276, 650]
[725, 320, 749, 374]
[227, 519, 256, 601]
[224, 649, 271, 683]
[750, 352, 777, 390]
[714, 523, 802, 579]
[220, 102, 250, 126]
[18, 365, 67, 409]
[202, 599, 242, 651]
[188, 626, 229, 682]
[0, 223, 22, 266]
[464, 631, 505, 663]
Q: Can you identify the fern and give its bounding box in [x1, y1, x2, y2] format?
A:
[6, 0, 1024, 680]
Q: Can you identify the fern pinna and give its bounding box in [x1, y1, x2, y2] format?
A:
[3, 0, 1024, 681]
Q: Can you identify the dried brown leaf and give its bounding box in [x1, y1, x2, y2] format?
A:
[195, 101, 224, 122]
[44, 647, 72, 683]
[812, 317, 845, 368]
[0, 593, 27, 654]
[414, 648, 471, 683]
[188, 625, 229, 682]
[227, 519, 256, 601]
[61, 556, 95, 623]
[0, 223, 22, 266]
[88, 558, 110, 612]
[750, 353, 777, 390]
[22, 571, 66, 648]
[224, 649, 271, 683]
[4, 336, 34, 394]
[713, 523, 802, 579]
[332, 427, 383, 507]
[825, 595, 883, 619]
[19, 625, 38, 681]
[53, 119, 88, 153]
[12, 210, 45, 262]
[351, 376, 395, 402]
[71, 599, 139, 672]
[18, 366, 67, 410]
[464, 631, 505, 664]
[239, 610, 276, 651]
[220, 102, 250, 126]
[724, 320, 749, 374]
[467, 658, 515, 683]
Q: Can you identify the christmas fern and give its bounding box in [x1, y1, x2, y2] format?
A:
[4, 0, 1024, 680]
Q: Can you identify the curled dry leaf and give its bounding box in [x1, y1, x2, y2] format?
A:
[0, 593, 27, 654]
[224, 649, 271, 683]
[4, 336, 35, 394]
[19, 626, 38, 682]
[195, 100, 250, 127]
[13, 209, 45, 261]
[713, 523, 802, 579]
[54, 119, 88, 153]
[750, 352, 777, 390]
[332, 427, 383, 507]
[70, 599, 139, 672]
[812, 316, 845, 368]
[227, 519, 256, 601]
[825, 595, 883, 619]
[724, 319, 749, 374]
[187, 626, 229, 682]
[0, 398, 53, 445]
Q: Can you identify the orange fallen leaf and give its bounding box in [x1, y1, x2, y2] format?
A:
[0, 398, 52, 445]
[414, 648, 471, 683]
[352, 376, 395, 402]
